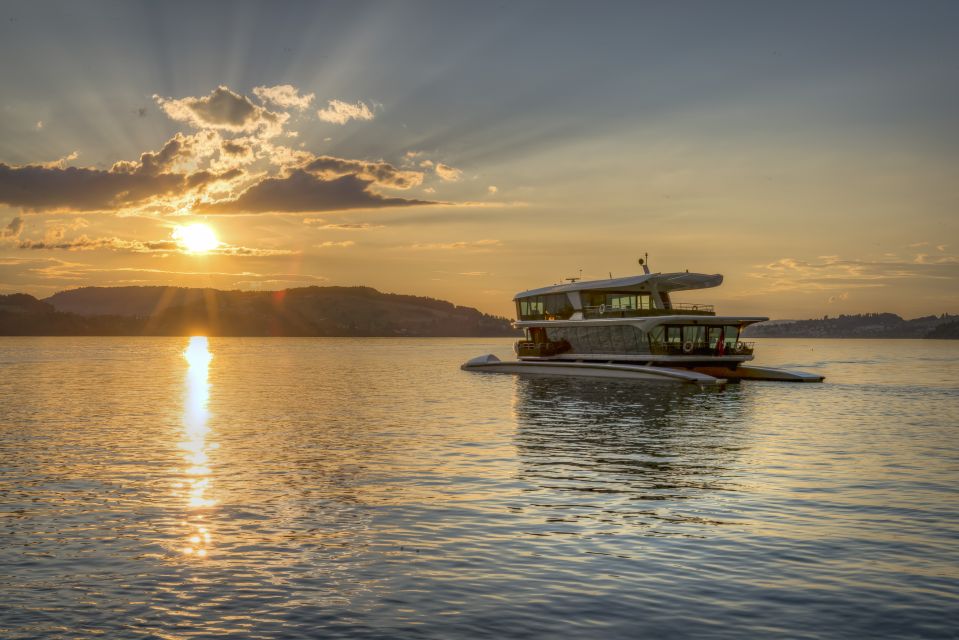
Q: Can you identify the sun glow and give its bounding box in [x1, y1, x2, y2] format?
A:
[173, 223, 220, 254]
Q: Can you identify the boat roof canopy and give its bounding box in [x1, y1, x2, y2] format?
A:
[514, 272, 723, 300]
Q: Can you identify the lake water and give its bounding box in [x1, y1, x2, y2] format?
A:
[1, 337, 957, 638]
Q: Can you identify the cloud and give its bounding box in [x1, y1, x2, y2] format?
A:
[111, 132, 216, 176]
[214, 245, 296, 256]
[35, 121, 43, 131]
[43, 217, 88, 243]
[827, 292, 849, 303]
[0, 257, 324, 294]
[18, 235, 180, 252]
[434, 163, 462, 182]
[303, 219, 381, 230]
[41, 151, 79, 170]
[198, 170, 433, 214]
[304, 155, 423, 189]
[320, 222, 381, 230]
[487, 185, 498, 194]
[745, 252, 959, 296]
[16, 233, 293, 257]
[0, 131, 246, 213]
[2, 216, 24, 240]
[317, 99, 374, 125]
[252, 84, 314, 110]
[410, 239, 501, 251]
[315, 240, 355, 248]
[0, 162, 188, 212]
[1, 85, 470, 219]
[155, 85, 287, 135]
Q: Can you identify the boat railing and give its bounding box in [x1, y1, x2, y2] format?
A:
[670, 303, 715, 313]
[582, 304, 715, 319]
[649, 340, 755, 356]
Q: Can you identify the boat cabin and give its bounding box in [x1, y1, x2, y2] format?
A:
[514, 272, 722, 321]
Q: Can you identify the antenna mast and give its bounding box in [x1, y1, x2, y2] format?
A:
[638, 252, 650, 275]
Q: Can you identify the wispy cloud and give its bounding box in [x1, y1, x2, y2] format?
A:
[303, 219, 382, 230]
[434, 163, 462, 182]
[743, 248, 959, 296]
[409, 239, 501, 251]
[304, 156, 423, 189]
[16, 232, 293, 257]
[316, 240, 355, 248]
[252, 84, 314, 110]
[317, 99, 374, 125]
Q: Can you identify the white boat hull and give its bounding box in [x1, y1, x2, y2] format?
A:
[461, 354, 727, 386]
[693, 365, 825, 383]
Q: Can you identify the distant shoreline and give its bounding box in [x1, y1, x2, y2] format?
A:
[0, 286, 522, 338]
[743, 313, 959, 340]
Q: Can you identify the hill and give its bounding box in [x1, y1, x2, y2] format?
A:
[743, 313, 959, 339]
[0, 286, 519, 337]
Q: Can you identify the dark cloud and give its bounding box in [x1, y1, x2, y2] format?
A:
[0, 161, 242, 212]
[0, 163, 186, 211]
[111, 133, 194, 176]
[0, 129, 244, 213]
[222, 140, 251, 156]
[186, 168, 243, 189]
[199, 170, 433, 214]
[304, 156, 423, 189]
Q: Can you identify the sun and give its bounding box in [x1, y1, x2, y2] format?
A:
[173, 223, 220, 254]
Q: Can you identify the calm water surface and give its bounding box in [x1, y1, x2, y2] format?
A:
[1, 337, 957, 638]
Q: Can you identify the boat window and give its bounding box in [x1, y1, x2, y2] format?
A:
[648, 325, 664, 344]
[684, 325, 706, 345]
[584, 292, 652, 311]
[666, 326, 682, 344]
[516, 294, 573, 320]
[707, 326, 724, 347]
[704, 325, 741, 347]
[725, 325, 741, 346]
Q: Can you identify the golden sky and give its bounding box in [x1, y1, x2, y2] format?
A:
[1, 1, 957, 319]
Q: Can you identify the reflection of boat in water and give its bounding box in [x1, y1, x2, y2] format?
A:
[511, 376, 749, 508]
[463, 261, 824, 385]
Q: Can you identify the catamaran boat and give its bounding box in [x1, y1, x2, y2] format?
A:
[462, 262, 824, 387]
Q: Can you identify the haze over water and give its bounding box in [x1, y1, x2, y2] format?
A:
[1, 337, 957, 638]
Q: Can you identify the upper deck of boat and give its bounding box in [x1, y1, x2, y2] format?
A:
[514, 271, 737, 322]
[514, 272, 723, 300]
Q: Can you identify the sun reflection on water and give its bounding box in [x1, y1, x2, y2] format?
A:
[178, 336, 216, 559]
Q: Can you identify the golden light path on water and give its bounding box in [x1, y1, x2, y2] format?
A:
[178, 336, 215, 559]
